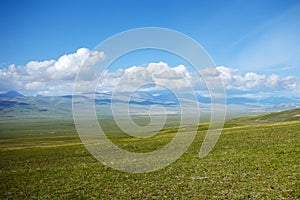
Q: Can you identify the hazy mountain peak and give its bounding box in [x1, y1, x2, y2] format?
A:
[0, 90, 24, 98]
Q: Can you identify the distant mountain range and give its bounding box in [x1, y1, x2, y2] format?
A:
[0, 90, 300, 120]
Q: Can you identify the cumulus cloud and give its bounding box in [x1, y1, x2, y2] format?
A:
[98, 62, 192, 92]
[0, 48, 299, 97]
[0, 48, 105, 95]
[216, 66, 299, 91]
[98, 64, 299, 96]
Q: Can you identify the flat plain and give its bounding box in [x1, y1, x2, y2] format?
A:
[0, 109, 299, 199]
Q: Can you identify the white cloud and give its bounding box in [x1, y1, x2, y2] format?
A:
[0, 48, 299, 98]
[0, 48, 105, 94]
[46, 48, 104, 80]
[25, 81, 46, 90]
[216, 66, 299, 91]
[98, 62, 192, 92]
[98, 63, 299, 97]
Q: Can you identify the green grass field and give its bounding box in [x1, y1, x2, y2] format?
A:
[0, 110, 299, 199]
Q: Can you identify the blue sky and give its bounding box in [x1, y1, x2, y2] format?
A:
[0, 0, 299, 97]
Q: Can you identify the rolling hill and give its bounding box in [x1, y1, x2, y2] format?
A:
[227, 108, 300, 125]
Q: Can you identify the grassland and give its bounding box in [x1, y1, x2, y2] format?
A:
[0, 110, 299, 199]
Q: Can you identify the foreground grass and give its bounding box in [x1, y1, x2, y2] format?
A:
[0, 118, 299, 199]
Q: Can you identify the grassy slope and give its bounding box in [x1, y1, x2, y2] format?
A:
[227, 108, 300, 124]
[0, 110, 299, 199]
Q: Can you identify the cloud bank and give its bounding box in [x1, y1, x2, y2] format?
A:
[99, 62, 192, 92]
[0, 48, 105, 95]
[216, 66, 298, 91]
[0, 48, 299, 97]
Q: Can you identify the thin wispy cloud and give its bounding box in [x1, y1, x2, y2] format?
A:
[268, 66, 296, 72]
[229, 3, 300, 72]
